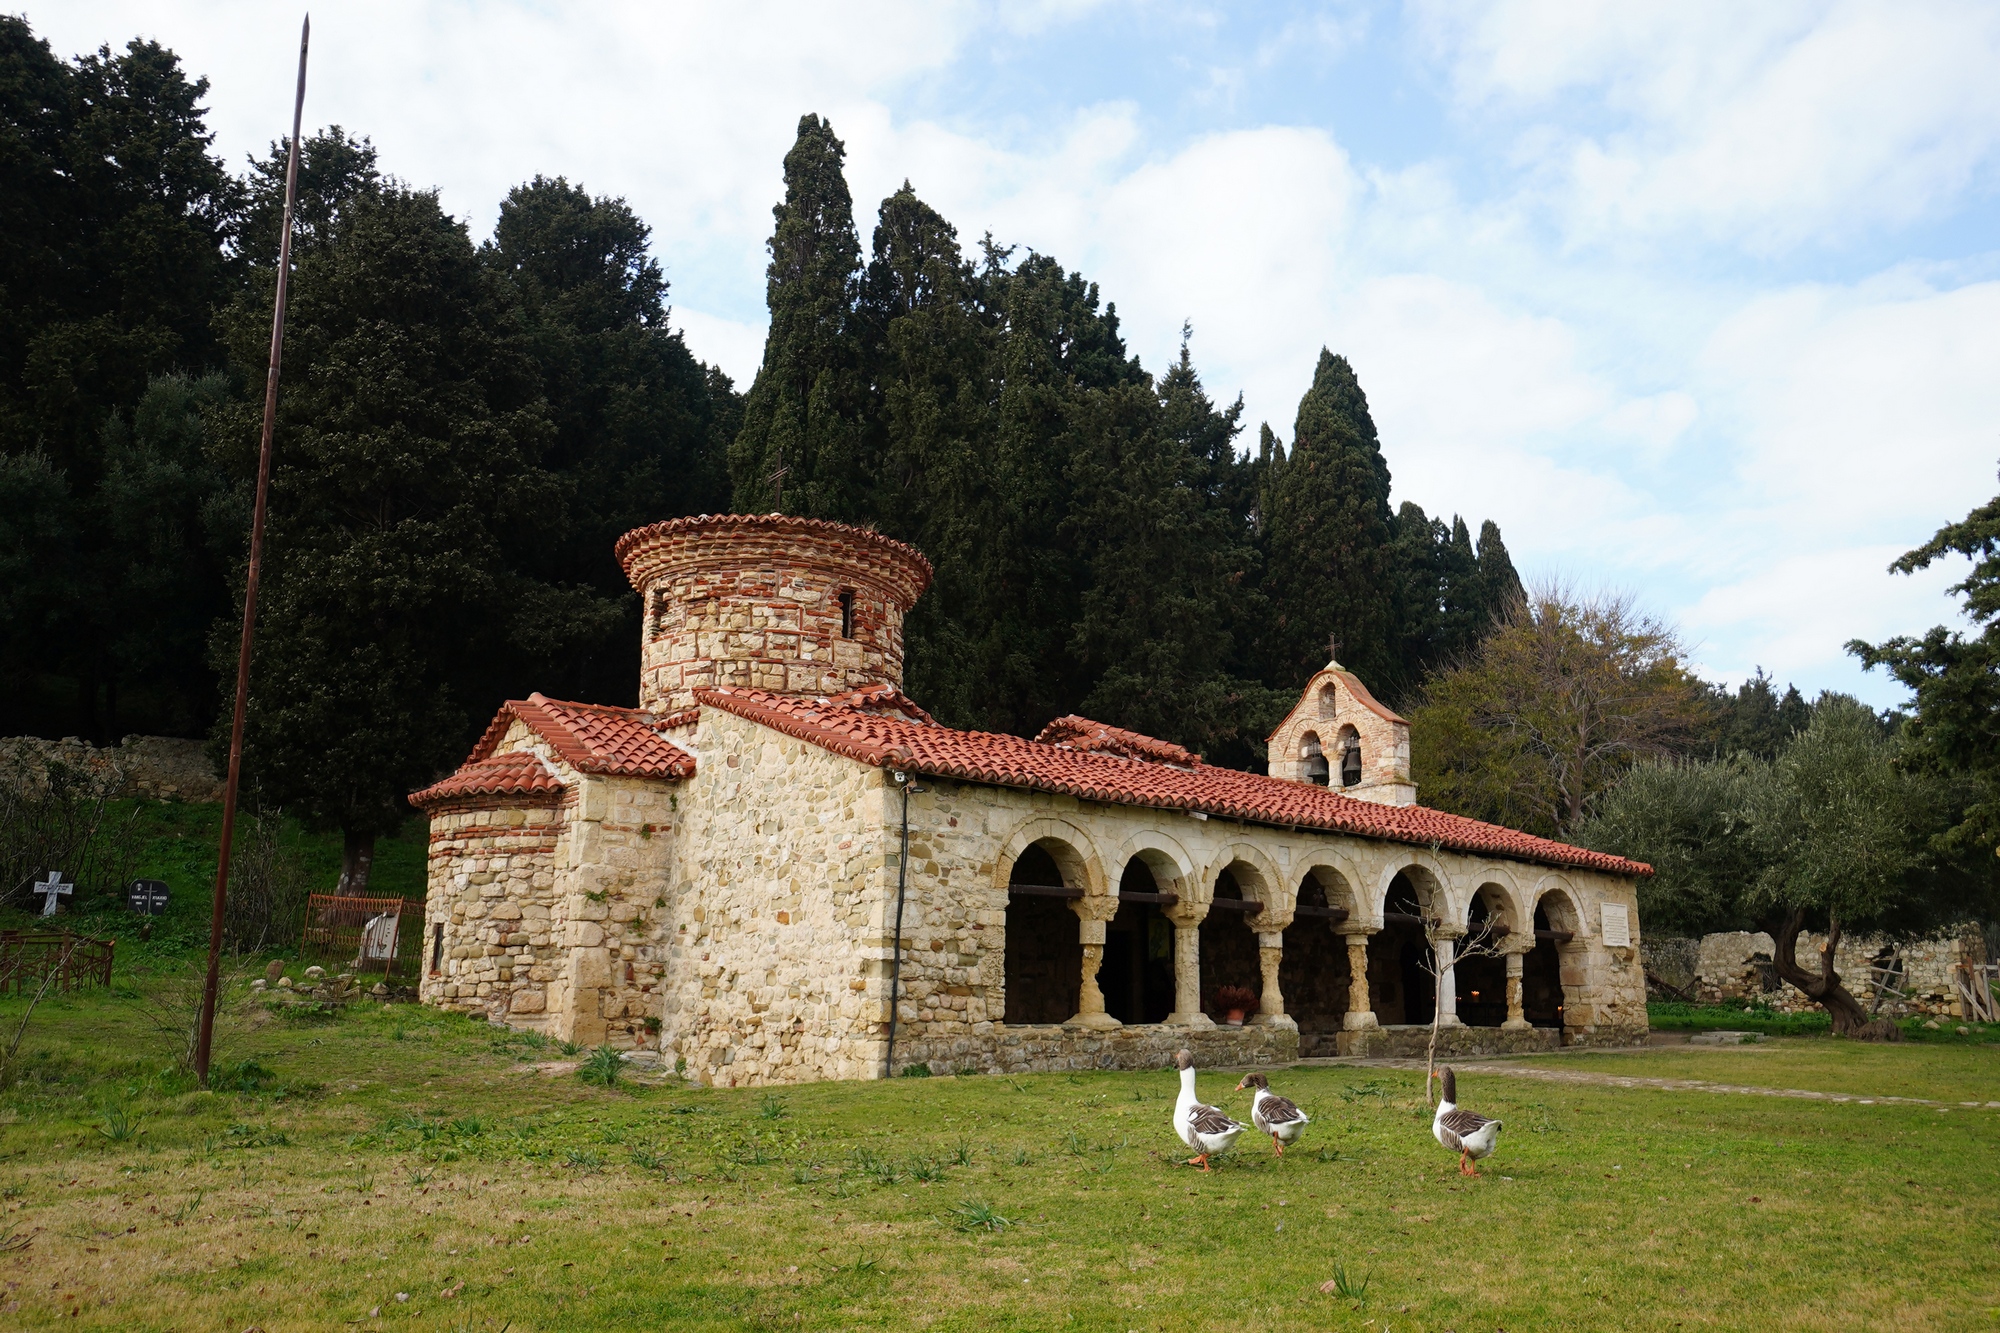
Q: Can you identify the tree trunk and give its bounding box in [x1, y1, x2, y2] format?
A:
[1763, 907, 1877, 1037]
[337, 829, 376, 896]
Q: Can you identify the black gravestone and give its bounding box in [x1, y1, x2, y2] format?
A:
[127, 879, 171, 915]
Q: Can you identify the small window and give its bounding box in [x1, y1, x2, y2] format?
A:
[430, 922, 445, 975]
[838, 590, 855, 639]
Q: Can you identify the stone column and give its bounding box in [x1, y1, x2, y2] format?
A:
[1433, 927, 1463, 1028]
[1250, 929, 1296, 1029]
[1502, 941, 1532, 1031]
[1166, 909, 1212, 1027]
[1338, 925, 1378, 1031]
[1068, 898, 1120, 1029]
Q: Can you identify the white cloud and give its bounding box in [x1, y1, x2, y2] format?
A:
[1416, 0, 2000, 251]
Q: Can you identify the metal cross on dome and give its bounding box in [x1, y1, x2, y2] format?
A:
[32, 869, 73, 917]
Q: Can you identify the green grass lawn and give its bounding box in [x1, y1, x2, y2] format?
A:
[3, 978, 1998, 1331]
[1517, 1040, 2000, 1104]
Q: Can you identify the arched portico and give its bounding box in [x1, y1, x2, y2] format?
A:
[1281, 862, 1359, 1055]
[1523, 879, 1587, 1039]
[1198, 847, 1287, 1026]
[997, 821, 1103, 1026]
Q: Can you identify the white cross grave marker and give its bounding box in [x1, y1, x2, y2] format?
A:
[32, 870, 73, 917]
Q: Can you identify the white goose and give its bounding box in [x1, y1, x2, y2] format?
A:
[1235, 1072, 1310, 1156]
[1430, 1066, 1502, 1176]
[1172, 1049, 1246, 1171]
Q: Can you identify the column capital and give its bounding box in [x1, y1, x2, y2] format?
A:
[1334, 921, 1377, 937]
[1070, 893, 1120, 925]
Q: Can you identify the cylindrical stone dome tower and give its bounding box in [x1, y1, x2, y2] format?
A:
[614, 513, 934, 715]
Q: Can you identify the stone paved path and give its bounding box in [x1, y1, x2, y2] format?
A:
[1298, 1056, 2000, 1111]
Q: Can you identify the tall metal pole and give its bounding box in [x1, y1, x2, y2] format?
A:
[195, 15, 309, 1084]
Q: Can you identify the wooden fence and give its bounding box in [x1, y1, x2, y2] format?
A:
[0, 930, 115, 996]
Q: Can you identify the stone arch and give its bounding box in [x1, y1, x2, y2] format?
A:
[1371, 853, 1455, 924]
[1333, 723, 1362, 788]
[1198, 844, 1286, 1023]
[1295, 854, 1363, 916]
[993, 816, 1108, 897]
[995, 816, 1101, 1026]
[1523, 875, 1587, 1036]
[1283, 857, 1362, 1053]
[1109, 829, 1195, 896]
[1200, 843, 1289, 917]
[1464, 866, 1528, 934]
[1099, 831, 1193, 1027]
[1298, 730, 1329, 786]
[1457, 870, 1525, 1029]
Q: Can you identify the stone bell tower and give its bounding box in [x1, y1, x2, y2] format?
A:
[614, 513, 934, 715]
[1266, 660, 1417, 806]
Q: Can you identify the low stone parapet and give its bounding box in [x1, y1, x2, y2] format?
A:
[1333, 1024, 1561, 1058]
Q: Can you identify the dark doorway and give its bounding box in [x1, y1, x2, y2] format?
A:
[1280, 872, 1348, 1054]
[1199, 867, 1261, 1021]
[1522, 902, 1565, 1029]
[1004, 844, 1081, 1024]
[1456, 894, 1508, 1027]
[1373, 871, 1432, 1025]
[1100, 860, 1176, 1024]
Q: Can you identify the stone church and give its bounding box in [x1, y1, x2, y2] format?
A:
[412, 513, 1651, 1084]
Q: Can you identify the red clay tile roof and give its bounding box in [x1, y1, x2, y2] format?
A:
[489, 693, 696, 779]
[825, 682, 937, 725]
[1035, 715, 1199, 768]
[696, 686, 1650, 877]
[409, 751, 564, 810]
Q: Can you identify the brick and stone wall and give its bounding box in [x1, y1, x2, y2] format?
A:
[1642, 927, 1991, 1018]
[616, 515, 933, 715]
[659, 707, 890, 1085]
[418, 719, 677, 1047]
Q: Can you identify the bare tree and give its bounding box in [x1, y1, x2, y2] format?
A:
[0, 745, 138, 911]
[1415, 915, 1510, 1106]
[1412, 583, 1710, 838]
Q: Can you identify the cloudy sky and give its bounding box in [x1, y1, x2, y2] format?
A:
[34, 2, 2000, 706]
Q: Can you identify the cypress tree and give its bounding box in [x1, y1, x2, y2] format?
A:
[1258, 350, 1400, 693]
[729, 114, 867, 519]
[1436, 514, 1485, 661]
[1476, 518, 1524, 622]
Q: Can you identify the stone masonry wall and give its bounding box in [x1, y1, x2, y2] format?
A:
[420, 798, 567, 1022]
[548, 770, 678, 1047]
[661, 708, 889, 1085]
[419, 719, 678, 1047]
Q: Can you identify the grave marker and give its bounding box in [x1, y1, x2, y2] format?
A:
[128, 879, 171, 915]
[31, 870, 73, 917]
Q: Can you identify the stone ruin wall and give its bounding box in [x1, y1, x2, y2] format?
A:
[419, 720, 675, 1047]
[0, 734, 223, 803]
[1641, 927, 1991, 1018]
[547, 770, 676, 1047]
[659, 707, 889, 1086]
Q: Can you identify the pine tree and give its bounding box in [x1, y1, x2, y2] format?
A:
[1257, 350, 1400, 693]
[729, 114, 867, 519]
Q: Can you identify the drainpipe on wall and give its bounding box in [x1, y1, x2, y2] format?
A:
[885, 770, 927, 1078]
